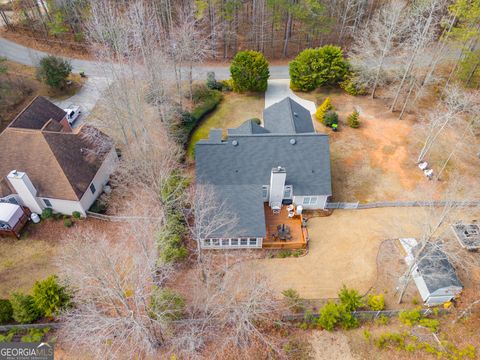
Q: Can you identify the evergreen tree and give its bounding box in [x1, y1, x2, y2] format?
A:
[230, 50, 270, 92]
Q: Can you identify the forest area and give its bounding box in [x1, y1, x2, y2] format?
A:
[2, 0, 385, 59]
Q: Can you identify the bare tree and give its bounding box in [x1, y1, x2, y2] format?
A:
[57, 225, 177, 359]
[349, 0, 410, 98]
[185, 185, 238, 261]
[391, 182, 480, 304]
[416, 85, 479, 163]
[171, 255, 281, 359]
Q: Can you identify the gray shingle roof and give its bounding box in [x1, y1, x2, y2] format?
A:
[197, 133, 331, 196]
[195, 98, 331, 239]
[227, 119, 270, 135]
[263, 97, 315, 134]
[209, 185, 266, 238]
[415, 244, 463, 293]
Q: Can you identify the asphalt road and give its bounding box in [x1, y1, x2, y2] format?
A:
[0, 37, 289, 79]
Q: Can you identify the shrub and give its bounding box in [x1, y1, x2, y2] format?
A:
[21, 328, 49, 342]
[281, 289, 305, 313]
[10, 293, 42, 324]
[339, 309, 359, 329]
[219, 78, 234, 91]
[63, 218, 73, 228]
[206, 71, 222, 90]
[0, 299, 13, 324]
[160, 244, 188, 263]
[347, 109, 360, 128]
[324, 111, 339, 127]
[41, 208, 53, 219]
[338, 286, 363, 312]
[230, 50, 269, 92]
[0, 329, 16, 342]
[277, 250, 292, 258]
[419, 318, 440, 332]
[315, 97, 333, 123]
[318, 302, 342, 331]
[367, 294, 385, 311]
[37, 55, 72, 89]
[399, 308, 422, 326]
[32, 276, 70, 318]
[89, 199, 107, 214]
[190, 90, 223, 120]
[340, 76, 366, 96]
[150, 288, 185, 320]
[289, 45, 349, 91]
[71, 211, 81, 219]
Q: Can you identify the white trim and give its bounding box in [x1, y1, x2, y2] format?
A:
[201, 237, 263, 249]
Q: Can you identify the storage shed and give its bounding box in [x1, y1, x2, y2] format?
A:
[399, 239, 463, 306]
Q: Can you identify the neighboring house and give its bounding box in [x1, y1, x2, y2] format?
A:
[0, 96, 117, 217]
[195, 97, 332, 249]
[451, 223, 480, 250]
[400, 239, 463, 306]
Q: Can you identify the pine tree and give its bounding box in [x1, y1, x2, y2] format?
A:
[347, 109, 360, 128]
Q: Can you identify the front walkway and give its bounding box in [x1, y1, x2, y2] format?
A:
[265, 79, 317, 114]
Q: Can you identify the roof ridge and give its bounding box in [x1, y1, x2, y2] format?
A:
[286, 97, 297, 133]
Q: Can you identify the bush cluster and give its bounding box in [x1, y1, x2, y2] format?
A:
[289, 45, 349, 91]
[149, 287, 185, 321]
[158, 172, 190, 263]
[170, 88, 223, 145]
[315, 97, 333, 124]
[340, 76, 367, 96]
[5, 276, 70, 324]
[230, 50, 269, 92]
[282, 289, 305, 313]
[37, 55, 72, 89]
[367, 294, 385, 311]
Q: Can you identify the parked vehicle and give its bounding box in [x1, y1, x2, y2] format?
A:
[64, 105, 81, 125]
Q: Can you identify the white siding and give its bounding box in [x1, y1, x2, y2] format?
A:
[293, 195, 328, 210]
[80, 148, 118, 212]
[38, 197, 85, 216]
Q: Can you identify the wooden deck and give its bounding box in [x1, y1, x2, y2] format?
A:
[262, 203, 307, 249]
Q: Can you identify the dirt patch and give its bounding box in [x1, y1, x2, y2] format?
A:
[294, 89, 427, 202]
[309, 331, 358, 360]
[240, 208, 426, 300]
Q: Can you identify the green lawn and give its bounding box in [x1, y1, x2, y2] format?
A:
[187, 92, 265, 158]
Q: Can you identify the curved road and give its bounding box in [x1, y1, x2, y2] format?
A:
[0, 37, 289, 79]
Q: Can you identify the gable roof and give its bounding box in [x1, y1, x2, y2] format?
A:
[0, 125, 113, 201]
[263, 97, 315, 134]
[227, 119, 270, 135]
[9, 96, 66, 130]
[415, 244, 463, 293]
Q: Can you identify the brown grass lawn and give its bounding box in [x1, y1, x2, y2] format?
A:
[0, 218, 119, 298]
[0, 60, 85, 133]
[294, 88, 427, 202]
[187, 91, 265, 158]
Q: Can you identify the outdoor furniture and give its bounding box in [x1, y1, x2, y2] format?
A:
[287, 204, 295, 212]
[288, 211, 295, 218]
[0, 204, 30, 239]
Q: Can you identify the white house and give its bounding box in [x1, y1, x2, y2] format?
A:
[0, 96, 117, 217]
[195, 97, 332, 249]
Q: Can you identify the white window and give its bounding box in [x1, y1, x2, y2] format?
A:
[43, 199, 52, 207]
[249, 238, 257, 246]
[221, 239, 229, 246]
[303, 196, 318, 205]
[262, 186, 269, 200]
[204, 239, 211, 246]
[240, 238, 248, 246]
[231, 238, 239, 246]
[283, 185, 292, 199]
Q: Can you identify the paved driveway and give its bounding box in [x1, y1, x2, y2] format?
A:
[242, 208, 424, 299]
[265, 79, 317, 114]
